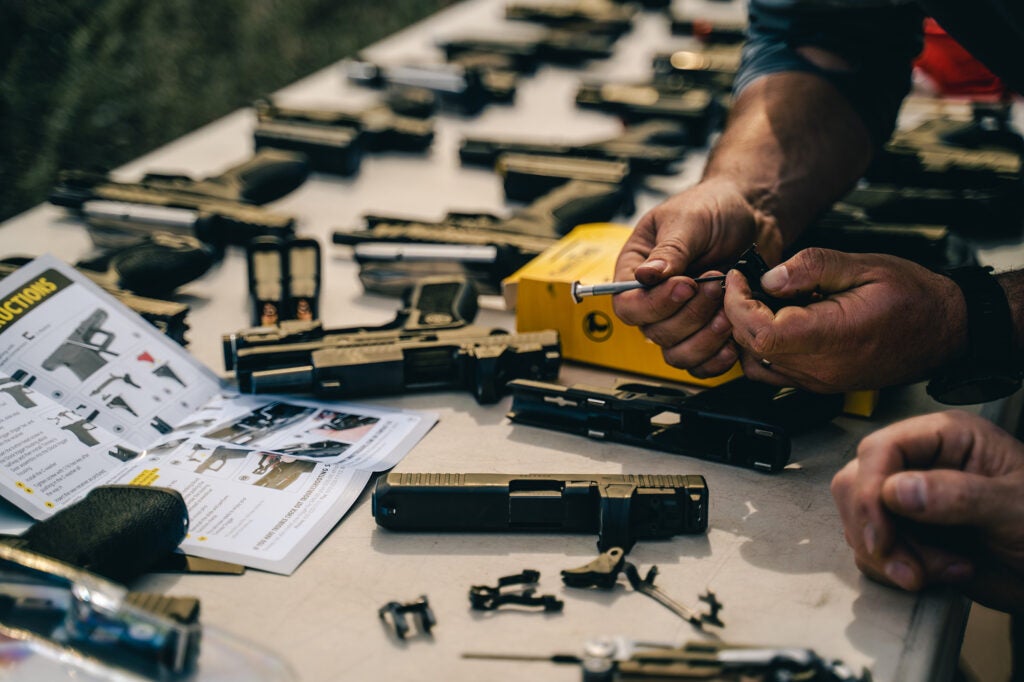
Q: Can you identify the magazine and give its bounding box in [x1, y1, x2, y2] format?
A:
[0, 255, 437, 574]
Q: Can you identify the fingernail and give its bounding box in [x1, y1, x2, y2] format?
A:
[761, 265, 788, 290]
[863, 524, 877, 555]
[670, 281, 695, 302]
[894, 474, 926, 512]
[885, 560, 915, 588]
[642, 259, 667, 274]
[941, 562, 972, 582]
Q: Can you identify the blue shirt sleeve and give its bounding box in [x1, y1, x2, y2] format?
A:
[735, 1, 925, 145]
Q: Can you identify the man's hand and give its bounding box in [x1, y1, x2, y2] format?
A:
[831, 411, 1024, 613]
[724, 248, 966, 392]
[611, 178, 783, 378]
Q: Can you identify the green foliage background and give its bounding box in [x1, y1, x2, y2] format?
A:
[0, 0, 458, 222]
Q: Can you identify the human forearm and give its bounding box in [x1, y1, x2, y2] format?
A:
[703, 72, 874, 251]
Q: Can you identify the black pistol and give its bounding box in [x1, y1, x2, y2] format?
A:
[507, 377, 844, 473]
[372, 472, 708, 551]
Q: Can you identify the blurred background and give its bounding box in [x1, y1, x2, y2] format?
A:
[0, 0, 457, 223]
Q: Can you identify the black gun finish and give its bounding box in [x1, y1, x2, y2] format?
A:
[3, 486, 189, 584]
[459, 119, 688, 175]
[506, 377, 844, 473]
[372, 472, 708, 551]
[48, 149, 307, 247]
[240, 327, 561, 405]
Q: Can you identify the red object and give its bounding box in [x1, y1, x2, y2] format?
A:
[137, 351, 155, 363]
[914, 18, 1006, 96]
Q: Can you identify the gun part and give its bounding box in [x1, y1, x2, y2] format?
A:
[459, 119, 688, 175]
[49, 149, 307, 247]
[575, 82, 723, 146]
[333, 178, 629, 294]
[253, 97, 435, 175]
[561, 547, 723, 630]
[223, 276, 480, 369]
[256, 97, 434, 154]
[75, 232, 220, 297]
[506, 377, 844, 473]
[505, 0, 637, 37]
[2, 486, 189, 583]
[372, 472, 708, 551]
[464, 637, 871, 681]
[440, 29, 618, 70]
[0, 544, 201, 679]
[240, 328, 561, 405]
[345, 59, 498, 116]
[379, 596, 435, 640]
[469, 569, 564, 612]
[651, 45, 742, 93]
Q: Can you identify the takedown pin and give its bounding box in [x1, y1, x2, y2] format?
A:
[570, 275, 727, 303]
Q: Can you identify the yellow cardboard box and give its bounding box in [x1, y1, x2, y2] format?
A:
[503, 222, 878, 414]
[504, 223, 742, 388]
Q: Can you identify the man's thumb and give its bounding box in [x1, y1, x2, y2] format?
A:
[760, 248, 866, 296]
[881, 470, 1011, 527]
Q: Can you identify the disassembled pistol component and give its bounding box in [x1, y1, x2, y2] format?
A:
[106, 394, 139, 417]
[463, 636, 872, 681]
[507, 377, 843, 473]
[469, 569, 564, 612]
[0, 543, 202, 679]
[379, 596, 436, 640]
[373, 473, 708, 552]
[561, 547, 723, 631]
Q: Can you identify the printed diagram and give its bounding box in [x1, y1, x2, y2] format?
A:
[310, 410, 378, 440]
[272, 410, 381, 458]
[0, 373, 36, 409]
[242, 454, 316, 491]
[49, 409, 100, 447]
[202, 401, 315, 446]
[41, 308, 117, 381]
[190, 445, 251, 476]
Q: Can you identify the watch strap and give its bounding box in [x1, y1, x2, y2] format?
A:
[926, 266, 1022, 405]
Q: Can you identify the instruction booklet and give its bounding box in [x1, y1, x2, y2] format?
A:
[0, 255, 437, 574]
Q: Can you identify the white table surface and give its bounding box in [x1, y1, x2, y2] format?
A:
[5, 0, 1014, 679]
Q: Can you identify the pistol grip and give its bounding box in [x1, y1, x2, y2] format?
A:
[10, 486, 189, 584]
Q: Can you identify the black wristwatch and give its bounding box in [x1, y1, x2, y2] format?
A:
[926, 266, 1022, 405]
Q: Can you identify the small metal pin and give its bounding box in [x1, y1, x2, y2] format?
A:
[570, 275, 727, 303]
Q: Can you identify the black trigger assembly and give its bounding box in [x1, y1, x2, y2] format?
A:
[379, 595, 436, 640]
[469, 569, 564, 612]
[561, 547, 723, 630]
